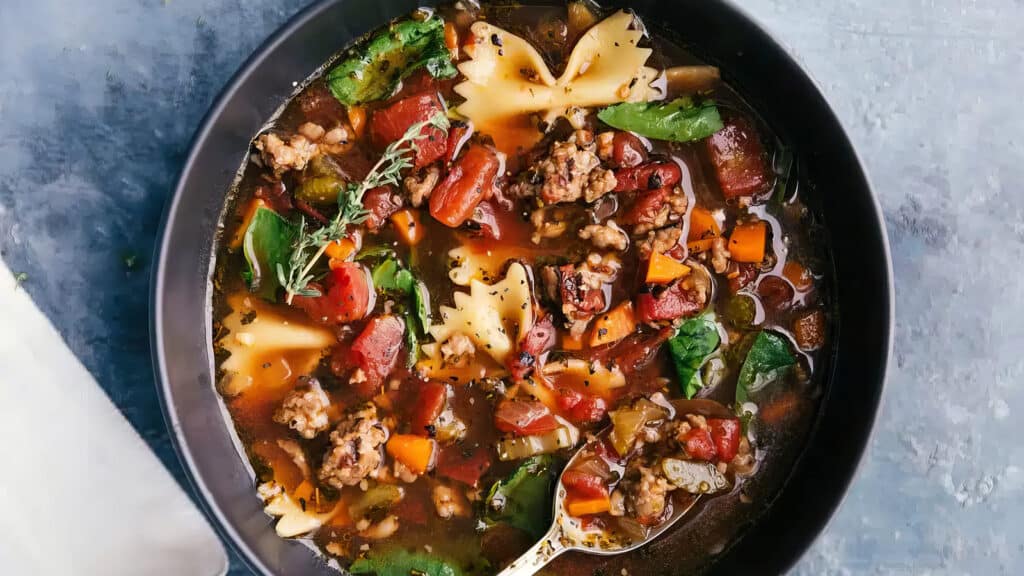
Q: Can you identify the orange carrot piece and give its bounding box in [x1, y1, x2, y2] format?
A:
[728, 221, 767, 263]
[645, 251, 691, 284]
[347, 105, 367, 139]
[783, 261, 814, 292]
[562, 331, 584, 351]
[229, 198, 267, 249]
[566, 495, 611, 517]
[589, 301, 637, 348]
[386, 434, 435, 475]
[687, 207, 721, 241]
[324, 238, 356, 261]
[686, 238, 715, 254]
[444, 22, 459, 58]
[391, 209, 425, 246]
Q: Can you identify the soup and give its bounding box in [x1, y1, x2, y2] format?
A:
[211, 2, 831, 574]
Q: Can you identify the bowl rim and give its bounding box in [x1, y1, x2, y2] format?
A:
[151, 1, 894, 574]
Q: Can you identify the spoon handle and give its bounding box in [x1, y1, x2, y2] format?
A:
[494, 524, 568, 576]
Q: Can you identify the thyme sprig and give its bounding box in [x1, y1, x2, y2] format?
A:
[279, 112, 449, 303]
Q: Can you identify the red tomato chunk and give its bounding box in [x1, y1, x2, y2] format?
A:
[494, 399, 560, 436]
[561, 470, 609, 499]
[612, 132, 648, 168]
[430, 145, 500, 227]
[557, 388, 608, 424]
[636, 280, 704, 323]
[292, 262, 370, 325]
[707, 418, 742, 462]
[370, 91, 447, 168]
[508, 315, 557, 380]
[682, 427, 717, 461]
[437, 445, 493, 488]
[347, 315, 404, 398]
[614, 161, 681, 192]
[411, 382, 448, 436]
[707, 116, 772, 199]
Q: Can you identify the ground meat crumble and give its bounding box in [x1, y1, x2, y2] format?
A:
[319, 403, 389, 489]
[273, 377, 332, 439]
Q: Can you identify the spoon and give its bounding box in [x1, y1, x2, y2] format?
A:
[494, 435, 703, 576]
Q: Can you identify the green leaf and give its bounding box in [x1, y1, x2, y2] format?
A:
[667, 316, 720, 399]
[405, 321, 419, 369]
[735, 331, 795, 405]
[327, 16, 457, 106]
[597, 97, 723, 143]
[349, 548, 462, 576]
[356, 245, 398, 261]
[484, 455, 559, 539]
[242, 207, 297, 300]
[371, 259, 415, 293]
[413, 280, 431, 332]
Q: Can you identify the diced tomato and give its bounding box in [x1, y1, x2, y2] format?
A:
[591, 328, 674, 378]
[411, 382, 448, 435]
[370, 91, 447, 168]
[728, 263, 759, 293]
[620, 187, 669, 227]
[707, 418, 742, 462]
[614, 161, 681, 192]
[429, 145, 500, 227]
[683, 427, 717, 461]
[445, 120, 472, 164]
[362, 186, 403, 230]
[612, 132, 648, 168]
[707, 116, 772, 199]
[347, 315, 405, 398]
[556, 388, 608, 424]
[494, 399, 560, 436]
[508, 315, 556, 380]
[756, 275, 795, 312]
[292, 262, 371, 325]
[437, 445, 493, 487]
[635, 280, 704, 324]
[561, 470, 609, 499]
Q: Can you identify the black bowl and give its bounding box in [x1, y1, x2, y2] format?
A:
[151, 1, 893, 574]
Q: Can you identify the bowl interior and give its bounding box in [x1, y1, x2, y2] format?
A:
[152, 1, 892, 574]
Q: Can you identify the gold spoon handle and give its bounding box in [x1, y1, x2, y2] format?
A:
[493, 524, 569, 576]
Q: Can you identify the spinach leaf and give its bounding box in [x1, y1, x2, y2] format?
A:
[413, 280, 431, 332]
[371, 259, 415, 293]
[371, 258, 430, 367]
[242, 206, 297, 301]
[597, 97, 723, 143]
[349, 548, 462, 576]
[327, 16, 457, 106]
[484, 455, 559, 539]
[667, 316, 720, 398]
[735, 330, 795, 404]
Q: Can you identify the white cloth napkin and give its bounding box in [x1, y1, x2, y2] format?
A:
[0, 262, 227, 575]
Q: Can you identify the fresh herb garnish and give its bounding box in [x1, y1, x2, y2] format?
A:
[327, 16, 457, 106]
[243, 206, 298, 300]
[484, 454, 560, 539]
[597, 97, 723, 142]
[281, 112, 449, 304]
[13, 272, 27, 288]
[349, 548, 462, 576]
[667, 315, 720, 398]
[735, 330, 795, 405]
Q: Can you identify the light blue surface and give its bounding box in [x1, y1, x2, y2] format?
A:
[1, 0, 1021, 574]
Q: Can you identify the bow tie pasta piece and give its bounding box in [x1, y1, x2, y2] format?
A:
[455, 10, 663, 153]
[429, 262, 534, 365]
[218, 292, 336, 396]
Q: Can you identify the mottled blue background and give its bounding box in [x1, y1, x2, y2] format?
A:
[1, 0, 1021, 574]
